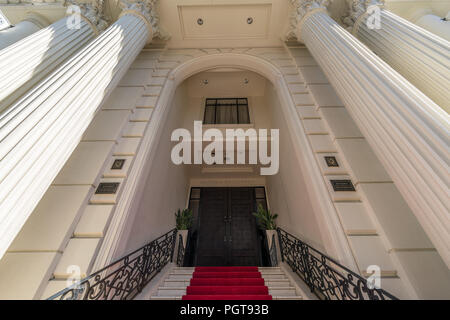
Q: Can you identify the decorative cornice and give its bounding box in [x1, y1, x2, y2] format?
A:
[342, 0, 384, 33]
[119, 0, 169, 41]
[66, 0, 109, 34]
[286, 0, 331, 41]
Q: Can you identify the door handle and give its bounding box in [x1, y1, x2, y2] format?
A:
[224, 235, 227, 242]
[229, 236, 232, 242]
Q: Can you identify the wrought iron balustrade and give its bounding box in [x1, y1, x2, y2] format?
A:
[48, 229, 177, 300]
[277, 228, 398, 300]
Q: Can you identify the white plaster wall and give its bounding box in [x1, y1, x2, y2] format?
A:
[123, 82, 190, 252]
[264, 83, 326, 251]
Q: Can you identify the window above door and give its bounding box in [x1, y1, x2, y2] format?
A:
[203, 98, 250, 125]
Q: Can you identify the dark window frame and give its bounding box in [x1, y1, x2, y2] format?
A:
[203, 98, 250, 125]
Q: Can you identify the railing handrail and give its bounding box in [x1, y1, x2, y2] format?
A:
[47, 228, 177, 300]
[277, 227, 398, 300]
[278, 228, 359, 279]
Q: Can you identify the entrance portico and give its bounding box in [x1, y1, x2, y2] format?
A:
[0, 0, 448, 300]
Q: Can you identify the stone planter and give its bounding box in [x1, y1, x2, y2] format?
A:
[266, 230, 281, 266]
[174, 229, 189, 264]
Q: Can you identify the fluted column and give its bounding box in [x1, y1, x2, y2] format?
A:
[0, 1, 108, 112]
[0, 1, 158, 259]
[0, 12, 50, 50]
[291, 0, 450, 266]
[343, 0, 450, 111]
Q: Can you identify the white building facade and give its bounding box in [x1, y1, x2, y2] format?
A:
[0, 0, 448, 300]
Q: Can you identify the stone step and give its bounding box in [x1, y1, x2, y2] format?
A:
[150, 296, 181, 300]
[167, 274, 195, 280]
[171, 267, 281, 271]
[166, 274, 288, 280]
[260, 271, 286, 275]
[170, 270, 194, 275]
[273, 296, 303, 300]
[265, 280, 291, 287]
[150, 295, 304, 301]
[260, 274, 287, 280]
[156, 286, 297, 297]
[172, 267, 195, 271]
[162, 279, 293, 288]
[169, 270, 285, 276]
[269, 287, 297, 296]
[157, 287, 186, 296]
[163, 280, 190, 287]
[151, 267, 303, 300]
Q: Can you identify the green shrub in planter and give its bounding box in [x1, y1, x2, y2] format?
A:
[175, 208, 193, 230]
[253, 204, 278, 230]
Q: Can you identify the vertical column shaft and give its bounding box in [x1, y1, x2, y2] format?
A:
[0, 8, 152, 259]
[348, 3, 450, 111]
[294, 3, 450, 267]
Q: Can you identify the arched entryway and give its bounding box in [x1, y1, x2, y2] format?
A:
[96, 53, 356, 272]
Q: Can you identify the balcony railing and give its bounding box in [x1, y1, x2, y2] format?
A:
[47, 229, 177, 300]
[277, 228, 398, 300]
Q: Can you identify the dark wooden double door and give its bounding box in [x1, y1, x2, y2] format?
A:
[195, 187, 261, 266]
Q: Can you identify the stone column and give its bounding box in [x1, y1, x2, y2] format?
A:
[0, 12, 50, 50]
[343, 0, 450, 111]
[0, 1, 108, 112]
[0, 1, 159, 259]
[290, 0, 450, 267]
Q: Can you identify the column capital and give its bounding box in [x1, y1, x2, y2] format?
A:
[66, 0, 109, 35]
[287, 0, 332, 41]
[342, 0, 384, 33]
[119, 0, 169, 42]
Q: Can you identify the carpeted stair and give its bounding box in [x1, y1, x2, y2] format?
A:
[182, 266, 272, 300]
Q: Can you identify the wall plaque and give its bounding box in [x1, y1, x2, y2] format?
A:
[330, 180, 355, 192]
[96, 182, 120, 194]
[111, 159, 126, 170]
[324, 156, 339, 167]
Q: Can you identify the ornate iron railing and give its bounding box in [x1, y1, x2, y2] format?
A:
[176, 234, 185, 267]
[48, 229, 177, 300]
[269, 234, 278, 267]
[277, 228, 398, 300]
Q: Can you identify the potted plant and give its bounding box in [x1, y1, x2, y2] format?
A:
[175, 208, 193, 257]
[253, 204, 278, 230]
[253, 204, 280, 264]
[175, 208, 193, 230]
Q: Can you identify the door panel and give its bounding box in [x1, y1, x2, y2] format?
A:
[195, 187, 260, 266]
[196, 188, 228, 266]
[229, 188, 259, 266]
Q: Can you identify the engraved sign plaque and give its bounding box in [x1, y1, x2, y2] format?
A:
[96, 182, 120, 194]
[330, 180, 355, 192]
[324, 156, 339, 167]
[111, 159, 126, 170]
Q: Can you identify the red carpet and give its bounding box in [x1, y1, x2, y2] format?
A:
[182, 267, 272, 300]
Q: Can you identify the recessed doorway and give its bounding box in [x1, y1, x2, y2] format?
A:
[190, 187, 268, 266]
